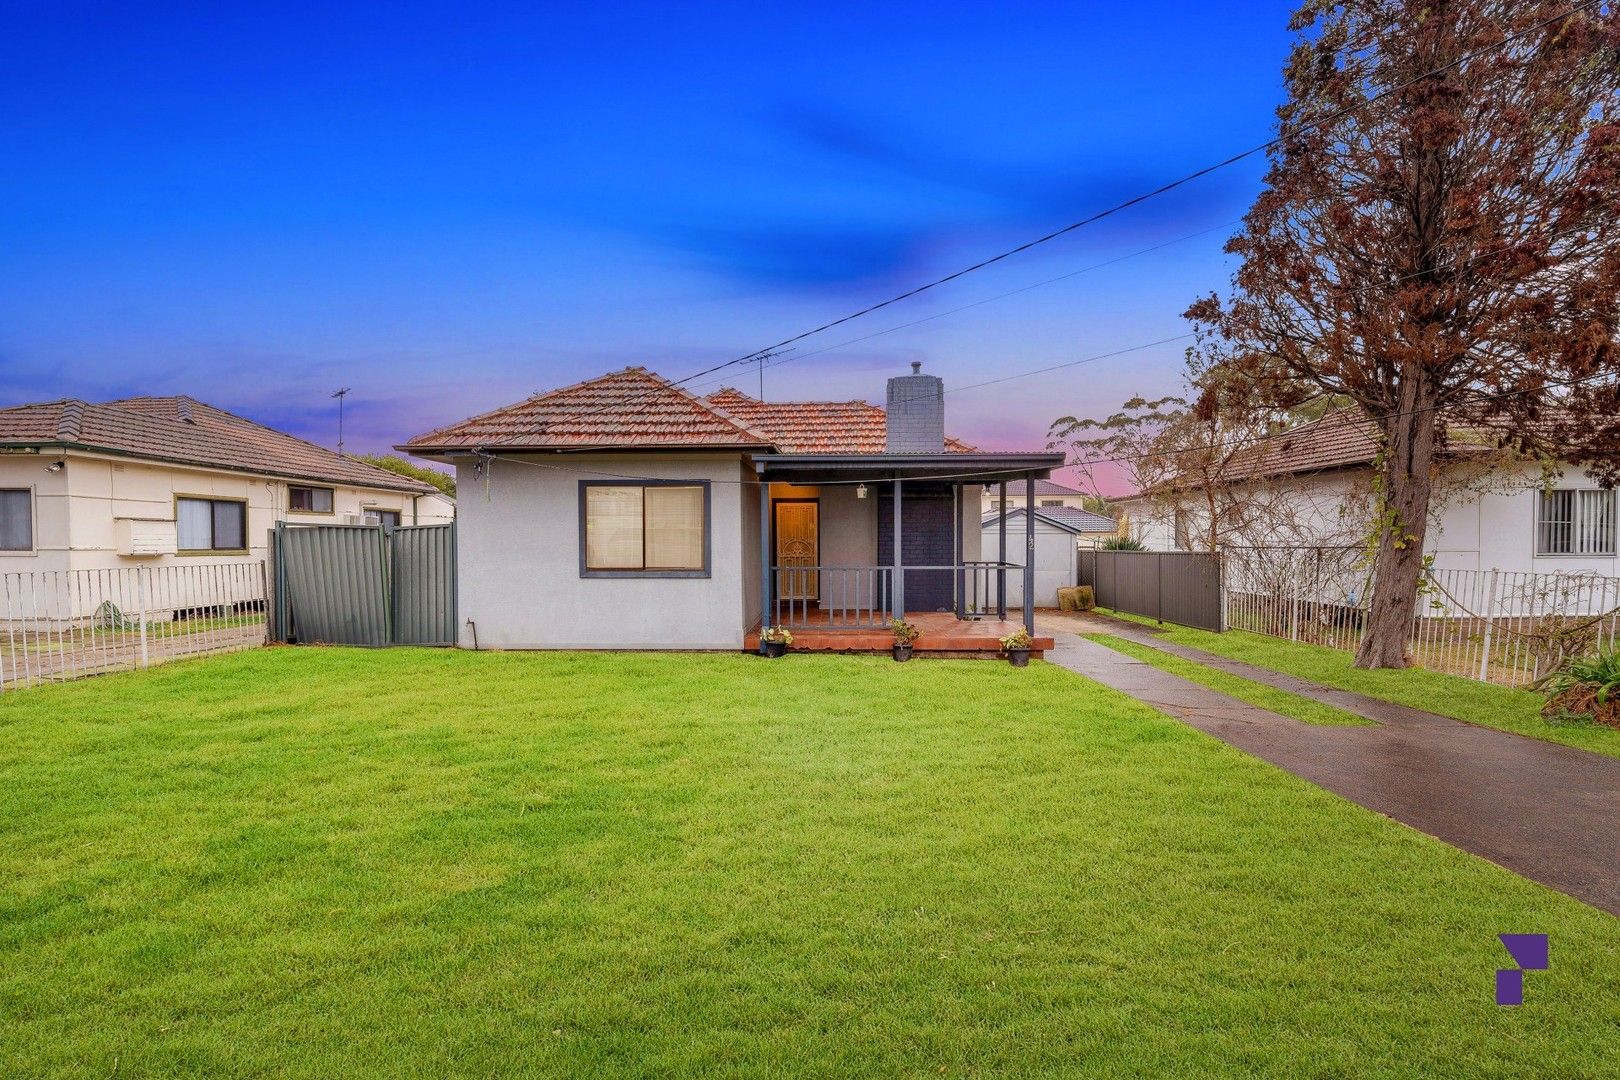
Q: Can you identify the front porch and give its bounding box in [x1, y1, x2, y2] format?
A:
[751, 449, 1067, 657]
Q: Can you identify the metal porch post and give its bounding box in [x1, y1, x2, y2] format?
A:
[892, 474, 904, 621]
[997, 481, 1007, 620]
[1023, 472, 1035, 635]
[758, 469, 771, 651]
[946, 485, 959, 621]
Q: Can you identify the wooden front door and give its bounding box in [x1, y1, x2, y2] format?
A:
[774, 501, 819, 601]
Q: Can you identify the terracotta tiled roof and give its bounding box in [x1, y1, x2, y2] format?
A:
[704, 387, 978, 453]
[401, 368, 777, 452]
[0, 397, 438, 494]
[1222, 409, 1383, 481]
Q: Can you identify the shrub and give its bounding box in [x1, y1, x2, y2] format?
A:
[1000, 628, 1034, 651]
[1541, 650, 1620, 730]
[1100, 536, 1147, 551]
[890, 619, 920, 646]
[760, 626, 793, 645]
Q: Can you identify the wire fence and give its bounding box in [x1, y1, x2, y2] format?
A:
[1222, 546, 1620, 688]
[0, 563, 267, 692]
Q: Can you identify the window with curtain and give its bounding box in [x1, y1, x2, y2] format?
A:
[582, 483, 707, 574]
[177, 497, 248, 551]
[1537, 489, 1616, 556]
[289, 485, 334, 513]
[0, 489, 33, 551]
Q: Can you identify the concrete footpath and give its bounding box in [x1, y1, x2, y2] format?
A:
[1039, 615, 1620, 917]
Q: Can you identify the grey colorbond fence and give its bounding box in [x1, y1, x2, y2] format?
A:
[1077, 550, 1226, 632]
[270, 522, 456, 647]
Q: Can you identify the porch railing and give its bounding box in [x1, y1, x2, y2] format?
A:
[768, 561, 1023, 629]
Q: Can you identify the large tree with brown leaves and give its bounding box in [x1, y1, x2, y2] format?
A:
[1187, 0, 1620, 668]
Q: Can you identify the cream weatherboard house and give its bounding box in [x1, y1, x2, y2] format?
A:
[1117, 409, 1618, 576]
[401, 364, 1065, 654]
[0, 397, 453, 613]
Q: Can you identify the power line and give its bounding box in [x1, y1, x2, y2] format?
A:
[473, 365, 1618, 489]
[683, 220, 1239, 396]
[525, 0, 1604, 437]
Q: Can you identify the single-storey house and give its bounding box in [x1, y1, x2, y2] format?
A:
[979, 505, 1120, 609]
[1117, 408, 1618, 576]
[400, 364, 1066, 652]
[0, 396, 453, 615]
[983, 477, 1088, 514]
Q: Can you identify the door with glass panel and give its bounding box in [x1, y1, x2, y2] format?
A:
[774, 501, 819, 601]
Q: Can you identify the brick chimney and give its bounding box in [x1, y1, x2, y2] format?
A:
[885, 361, 944, 453]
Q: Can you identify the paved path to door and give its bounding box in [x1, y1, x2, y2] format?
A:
[1038, 615, 1620, 917]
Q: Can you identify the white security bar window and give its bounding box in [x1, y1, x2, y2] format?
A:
[1536, 489, 1617, 556]
[289, 485, 334, 513]
[582, 482, 708, 575]
[0, 488, 33, 551]
[177, 496, 248, 552]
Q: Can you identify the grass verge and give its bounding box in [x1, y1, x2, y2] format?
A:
[2, 647, 1618, 1077]
[1081, 632, 1372, 726]
[1093, 608, 1620, 759]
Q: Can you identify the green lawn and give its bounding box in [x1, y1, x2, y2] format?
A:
[1094, 609, 1620, 760]
[1082, 632, 1372, 726]
[2, 649, 1617, 1078]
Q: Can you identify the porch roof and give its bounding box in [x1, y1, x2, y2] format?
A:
[753, 451, 1066, 485]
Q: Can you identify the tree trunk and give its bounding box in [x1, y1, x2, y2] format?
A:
[1355, 372, 1438, 669]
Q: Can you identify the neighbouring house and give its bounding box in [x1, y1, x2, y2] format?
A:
[0, 396, 454, 614]
[982, 477, 1091, 514]
[1116, 408, 1618, 576]
[978, 505, 1119, 608]
[399, 364, 1066, 652]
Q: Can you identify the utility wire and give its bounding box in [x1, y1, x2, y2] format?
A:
[522, 0, 1604, 437]
[682, 220, 1239, 396]
[475, 366, 1618, 488]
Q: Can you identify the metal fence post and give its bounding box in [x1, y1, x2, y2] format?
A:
[1478, 568, 1499, 682]
[136, 567, 149, 669]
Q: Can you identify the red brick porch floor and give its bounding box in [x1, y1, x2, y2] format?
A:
[745, 609, 1053, 657]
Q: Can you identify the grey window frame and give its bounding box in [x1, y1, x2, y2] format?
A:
[175, 495, 249, 554]
[289, 485, 335, 513]
[0, 487, 34, 553]
[578, 479, 711, 579]
[364, 508, 402, 528]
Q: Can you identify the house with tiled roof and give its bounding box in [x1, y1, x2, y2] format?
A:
[0, 396, 453, 592]
[400, 363, 1066, 653]
[1115, 408, 1618, 577]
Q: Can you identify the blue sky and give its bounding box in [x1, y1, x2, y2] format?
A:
[1, 2, 1297, 489]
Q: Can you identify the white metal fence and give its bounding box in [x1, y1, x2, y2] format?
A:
[1, 563, 267, 692]
[1222, 546, 1620, 688]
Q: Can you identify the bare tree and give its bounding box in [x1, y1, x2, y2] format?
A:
[1187, 0, 1620, 668]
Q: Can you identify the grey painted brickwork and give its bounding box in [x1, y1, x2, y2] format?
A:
[885, 365, 945, 453]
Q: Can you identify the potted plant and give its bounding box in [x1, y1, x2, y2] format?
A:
[759, 626, 793, 659]
[1000, 627, 1034, 667]
[890, 618, 920, 662]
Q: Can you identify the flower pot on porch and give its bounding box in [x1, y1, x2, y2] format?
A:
[761, 640, 787, 659]
[892, 643, 913, 662]
[1005, 648, 1031, 668]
